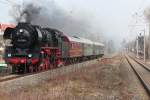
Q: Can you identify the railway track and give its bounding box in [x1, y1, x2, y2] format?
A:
[125, 55, 150, 96]
[0, 56, 107, 83]
[0, 72, 40, 82]
[0, 54, 117, 84]
[0, 74, 21, 82]
[0, 71, 44, 82]
[0, 58, 99, 92]
[0, 68, 63, 83]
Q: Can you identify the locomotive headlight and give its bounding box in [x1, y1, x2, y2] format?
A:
[28, 54, 32, 58]
[19, 29, 24, 33]
[8, 53, 11, 57]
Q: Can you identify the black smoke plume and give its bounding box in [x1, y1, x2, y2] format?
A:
[10, 0, 102, 42]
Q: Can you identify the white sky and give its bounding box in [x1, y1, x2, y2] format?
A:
[0, 0, 150, 47]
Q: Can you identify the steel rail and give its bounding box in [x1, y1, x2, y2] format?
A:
[0, 70, 50, 82]
[125, 55, 150, 96]
[129, 55, 150, 72]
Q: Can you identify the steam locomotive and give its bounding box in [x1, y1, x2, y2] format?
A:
[3, 22, 104, 73]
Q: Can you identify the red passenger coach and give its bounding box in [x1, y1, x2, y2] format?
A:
[68, 37, 83, 57]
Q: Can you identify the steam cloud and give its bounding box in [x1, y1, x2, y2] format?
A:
[10, 0, 102, 42]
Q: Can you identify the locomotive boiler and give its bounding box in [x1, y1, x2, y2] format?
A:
[3, 22, 104, 74]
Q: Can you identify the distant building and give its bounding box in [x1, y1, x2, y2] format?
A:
[0, 23, 15, 32]
[0, 23, 15, 47]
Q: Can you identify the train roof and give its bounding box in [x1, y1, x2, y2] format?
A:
[67, 36, 94, 44]
[53, 30, 104, 46]
[67, 36, 104, 46]
[93, 42, 104, 46]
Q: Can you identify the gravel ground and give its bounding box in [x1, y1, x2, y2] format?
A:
[0, 55, 149, 100]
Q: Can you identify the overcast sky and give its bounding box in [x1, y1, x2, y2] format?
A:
[0, 0, 150, 48]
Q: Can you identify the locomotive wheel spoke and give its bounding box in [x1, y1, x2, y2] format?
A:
[38, 66, 41, 71]
[29, 66, 33, 73]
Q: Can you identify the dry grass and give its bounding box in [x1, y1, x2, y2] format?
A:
[0, 56, 127, 100]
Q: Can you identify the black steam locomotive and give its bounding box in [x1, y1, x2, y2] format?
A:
[3, 22, 104, 73]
